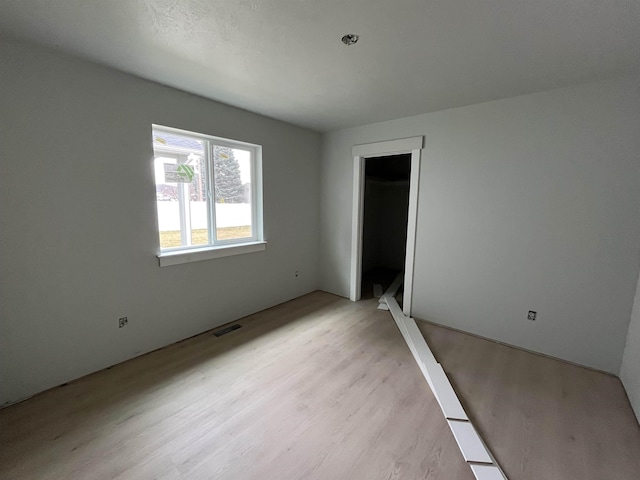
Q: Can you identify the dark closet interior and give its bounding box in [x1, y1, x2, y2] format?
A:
[361, 154, 411, 299]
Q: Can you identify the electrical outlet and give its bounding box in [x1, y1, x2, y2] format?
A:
[119, 317, 128, 328]
[527, 311, 537, 321]
[295, 270, 299, 277]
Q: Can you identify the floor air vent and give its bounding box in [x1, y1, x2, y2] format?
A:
[213, 324, 242, 337]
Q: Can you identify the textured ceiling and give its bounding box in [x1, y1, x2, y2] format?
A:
[1, 0, 639, 131]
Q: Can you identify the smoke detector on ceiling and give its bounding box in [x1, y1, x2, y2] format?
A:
[341, 34, 359, 46]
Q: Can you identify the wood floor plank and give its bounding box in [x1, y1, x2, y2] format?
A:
[0, 293, 471, 480]
[416, 318, 640, 480]
[1, 292, 639, 480]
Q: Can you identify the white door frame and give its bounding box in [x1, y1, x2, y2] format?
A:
[350, 136, 423, 316]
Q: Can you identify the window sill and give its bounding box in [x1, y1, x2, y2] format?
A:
[157, 241, 267, 267]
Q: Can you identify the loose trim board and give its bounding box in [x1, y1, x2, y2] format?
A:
[380, 272, 403, 304]
[430, 364, 468, 420]
[448, 420, 493, 464]
[382, 293, 508, 480]
[471, 465, 506, 480]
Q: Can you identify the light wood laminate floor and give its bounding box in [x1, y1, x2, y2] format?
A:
[1, 291, 639, 479]
[417, 319, 640, 479]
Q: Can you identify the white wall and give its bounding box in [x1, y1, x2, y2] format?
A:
[0, 40, 322, 406]
[621, 269, 640, 422]
[320, 76, 640, 373]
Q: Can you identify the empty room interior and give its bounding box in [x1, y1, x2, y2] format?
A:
[1, 2, 640, 479]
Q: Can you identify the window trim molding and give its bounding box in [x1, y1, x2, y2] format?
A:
[152, 125, 264, 264]
[158, 241, 267, 267]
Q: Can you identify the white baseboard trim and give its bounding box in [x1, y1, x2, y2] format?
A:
[383, 294, 508, 480]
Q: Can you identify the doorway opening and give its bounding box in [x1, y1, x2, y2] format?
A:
[350, 136, 423, 316]
[361, 154, 411, 306]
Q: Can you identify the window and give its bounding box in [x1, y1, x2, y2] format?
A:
[152, 126, 264, 266]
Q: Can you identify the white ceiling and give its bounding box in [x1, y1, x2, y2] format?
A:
[1, 1, 639, 132]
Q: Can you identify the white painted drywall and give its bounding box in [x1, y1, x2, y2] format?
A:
[621, 269, 640, 422]
[0, 40, 321, 406]
[320, 76, 640, 373]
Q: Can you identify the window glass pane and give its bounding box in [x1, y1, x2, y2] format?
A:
[154, 156, 182, 249]
[153, 126, 261, 254]
[187, 152, 209, 246]
[213, 146, 253, 241]
[153, 131, 209, 249]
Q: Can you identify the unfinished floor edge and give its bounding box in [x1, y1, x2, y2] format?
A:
[415, 316, 617, 377]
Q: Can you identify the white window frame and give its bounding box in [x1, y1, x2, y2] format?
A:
[152, 125, 265, 267]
